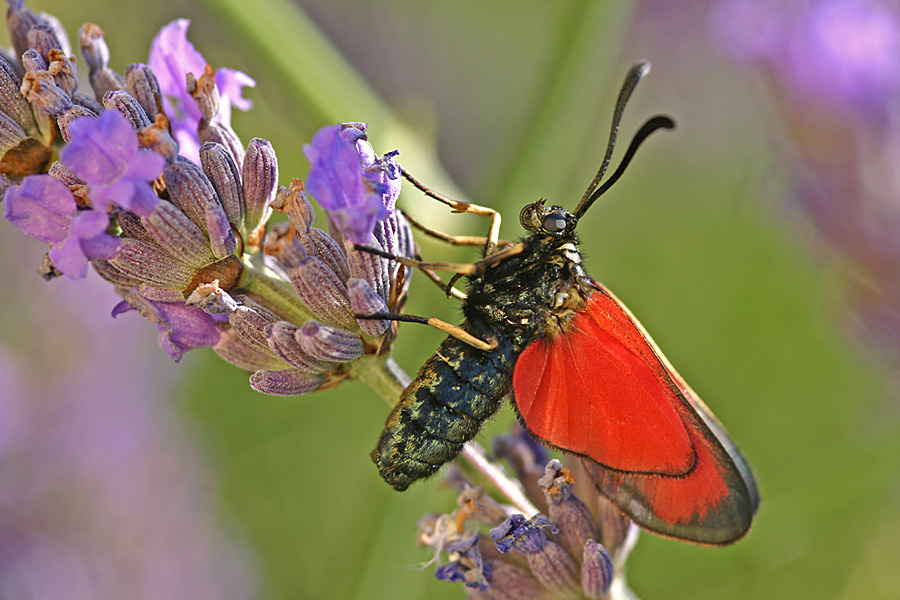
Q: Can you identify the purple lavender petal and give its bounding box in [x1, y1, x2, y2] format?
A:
[148, 20, 255, 163]
[59, 110, 164, 215]
[113, 292, 222, 362]
[304, 124, 393, 244]
[49, 209, 116, 279]
[4, 175, 75, 244]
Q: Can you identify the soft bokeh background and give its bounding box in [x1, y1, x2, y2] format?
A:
[1, 0, 898, 599]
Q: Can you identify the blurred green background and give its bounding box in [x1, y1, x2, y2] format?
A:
[2, 1, 898, 599]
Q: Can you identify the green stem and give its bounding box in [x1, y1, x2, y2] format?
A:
[236, 265, 314, 325]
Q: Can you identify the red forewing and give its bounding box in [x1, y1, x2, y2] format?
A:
[512, 281, 759, 545]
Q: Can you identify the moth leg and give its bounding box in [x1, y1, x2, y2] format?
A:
[402, 169, 501, 257]
[402, 210, 511, 249]
[355, 241, 525, 276]
[357, 312, 497, 351]
[417, 263, 468, 300]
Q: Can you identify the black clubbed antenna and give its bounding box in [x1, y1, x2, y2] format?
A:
[572, 62, 675, 220]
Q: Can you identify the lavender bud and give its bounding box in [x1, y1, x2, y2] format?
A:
[114, 208, 156, 244]
[102, 89, 151, 129]
[78, 23, 125, 98]
[205, 198, 237, 259]
[228, 296, 281, 352]
[137, 284, 185, 303]
[138, 114, 179, 161]
[47, 160, 82, 185]
[164, 159, 225, 235]
[108, 238, 195, 289]
[288, 257, 355, 330]
[21, 68, 71, 115]
[581, 541, 614, 599]
[7, 0, 42, 61]
[250, 368, 325, 396]
[214, 324, 286, 372]
[301, 228, 350, 281]
[456, 487, 509, 527]
[596, 496, 638, 562]
[297, 320, 363, 363]
[347, 235, 391, 303]
[200, 142, 245, 230]
[72, 92, 104, 115]
[125, 63, 162, 122]
[188, 67, 219, 121]
[265, 321, 330, 372]
[242, 137, 277, 242]
[27, 24, 63, 64]
[0, 110, 26, 152]
[539, 461, 598, 561]
[56, 105, 96, 143]
[91, 259, 142, 288]
[142, 201, 216, 267]
[200, 121, 245, 173]
[347, 278, 389, 337]
[481, 559, 547, 600]
[0, 55, 38, 137]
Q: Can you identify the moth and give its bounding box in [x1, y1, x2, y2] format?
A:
[360, 62, 759, 545]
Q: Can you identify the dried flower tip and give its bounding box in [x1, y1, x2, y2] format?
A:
[138, 114, 179, 161]
[103, 90, 151, 129]
[581, 541, 614, 599]
[288, 257, 355, 330]
[188, 65, 219, 121]
[456, 487, 509, 527]
[348, 278, 389, 337]
[297, 320, 363, 363]
[263, 222, 308, 268]
[271, 179, 316, 233]
[21, 68, 72, 115]
[185, 279, 239, 315]
[250, 368, 325, 396]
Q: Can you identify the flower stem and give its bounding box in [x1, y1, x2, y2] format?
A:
[357, 355, 539, 517]
[237, 264, 314, 325]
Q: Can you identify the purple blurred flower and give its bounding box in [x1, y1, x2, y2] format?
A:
[60, 110, 164, 216]
[113, 294, 223, 362]
[711, 0, 900, 120]
[4, 175, 119, 279]
[304, 124, 401, 244]
[148, 19, 255, 163]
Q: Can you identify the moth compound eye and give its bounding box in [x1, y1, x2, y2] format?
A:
[542, 212, 567, 233]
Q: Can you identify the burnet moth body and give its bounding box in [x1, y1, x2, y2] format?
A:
[360, 62, 759, 545]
